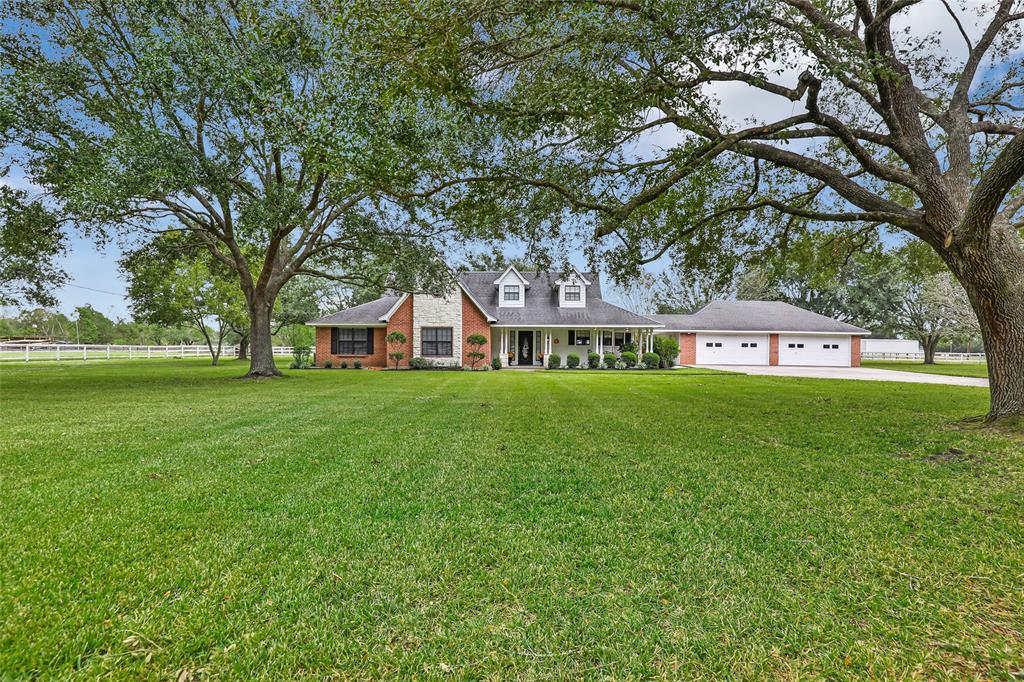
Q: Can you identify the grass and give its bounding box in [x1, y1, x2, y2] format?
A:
[1, 360, 1022, 680]
[862, 360, 990, 378]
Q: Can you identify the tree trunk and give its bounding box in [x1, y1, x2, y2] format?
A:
[246, 297, 281, 377]
[945, 225, 1024, 423]
[923, 335, 939, 364]
[237, 335, 249, 360]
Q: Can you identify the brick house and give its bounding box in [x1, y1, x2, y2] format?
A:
[307, 267, 868, 368]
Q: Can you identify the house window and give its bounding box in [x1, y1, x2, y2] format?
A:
[788, 343, 805, 349]
[331, 327, 371, 355]
[750, 342, 758, 348]
[824, 343, 840, 349]
[603, 331, 613, 346]
[422, 327, 453, 356]
[715, 342, 723, 347]
[564, 285, 581, 302]
[614, 331, 633, 346]
[503, 285, 520, 302]
[570, 329, 590, 345]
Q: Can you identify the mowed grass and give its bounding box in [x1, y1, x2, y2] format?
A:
[862, 360, 991, 378]
[1, 360, 1022, 680]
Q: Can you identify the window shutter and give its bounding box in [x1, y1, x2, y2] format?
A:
[331, 327, 339, 354]
[365, 328, 374, 355]
[568, 330, 575, 345]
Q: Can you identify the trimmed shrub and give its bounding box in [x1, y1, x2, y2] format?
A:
[491, 356, 502, 370]
[353, 359, 362, 369]
[385, 331, 406, 369]
[566, 353, 580, 368]
[619, 340, 639, 354]
[547, 353, 561, 369]
[642, 352, 661, 369]
[340, 360, 348, 369]
[603, 352, 617, 368]
[292, 344, 312, 367]
[409, 356, 433, 370]
[587, 352, 601, 369]
[323, 359, 333, 369]
[466, 333, 487, 368]
[653, 335, 679, 368]
[620, 351, 637, 367]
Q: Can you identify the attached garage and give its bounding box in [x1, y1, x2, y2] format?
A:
[695, 333, 770, 365]
[778, 335, 851, 367]
[651, 300, 870, 368]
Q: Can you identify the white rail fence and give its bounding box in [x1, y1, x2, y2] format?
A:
[0, 343, 297, 363]
[861, 351, 986, 363]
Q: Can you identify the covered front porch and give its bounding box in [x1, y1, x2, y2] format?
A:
[494, 326, 658, 367]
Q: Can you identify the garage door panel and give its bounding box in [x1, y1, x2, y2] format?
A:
[695, 334, 770, 365]
[778, 335, 850, 366]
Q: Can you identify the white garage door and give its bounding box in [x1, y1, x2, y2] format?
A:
[696, 334, 770, 365]
[778, 335, 851, 367]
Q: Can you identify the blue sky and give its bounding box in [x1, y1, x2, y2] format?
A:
[1, 1, 1012, 320]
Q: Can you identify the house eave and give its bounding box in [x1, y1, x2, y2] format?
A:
[655, 328, 870, 335]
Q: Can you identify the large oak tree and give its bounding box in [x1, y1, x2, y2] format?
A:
[364, 0, 1024, 422]
[1, 0, 471, 376]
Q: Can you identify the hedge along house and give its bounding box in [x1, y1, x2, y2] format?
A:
[650, 301, 870, 368]
[307, 267, 663, 368]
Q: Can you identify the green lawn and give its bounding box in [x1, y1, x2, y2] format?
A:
[2, 360, 1022, 680]
[862, 360, 990, 378]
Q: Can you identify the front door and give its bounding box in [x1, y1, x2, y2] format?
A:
[517, 331, 533, 365]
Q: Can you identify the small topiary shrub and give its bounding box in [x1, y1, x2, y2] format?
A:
[409, 356, 433, 370]
[385, 330, 406, 369]
[491, 356, 502, 370]
[566, 353, 580, 368]
[603, 352, 617, 368]
[588, 352, 601, 369]
[466, 333, 487, 368]
[353, 359, 362, 369]
[547, 353, 561, 369]
[323, 359, 333, 369]
[620, 351, 637, 367]
[642, 352, 661, 369]
[340, 360, 348, 369]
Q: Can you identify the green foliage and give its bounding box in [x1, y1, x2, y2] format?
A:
[642, 352, 660, 369]
[340, 360, 348, 369]
[292, 345, 312, 367]
[0, 186, 67, 307]
[466, 333, 487, 368]
[323, 359, 333, 369]
[547, 353, 561, 369]
[409, 356, 433, 370]
[566, 353, 580, 368]
[603, 352, 617, 368]
[587, 352, 601, 369]
[386, 331, 407, 369]
[653, 336, 679, 369]
[353, 359, 362, 369]
[620, 351, 637, 368]
[72, 306, 117, 345]
[491, 356, 502, 370]
[619, 341, 638, 355]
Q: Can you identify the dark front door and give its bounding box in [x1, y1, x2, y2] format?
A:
[517, 331, 533, 365]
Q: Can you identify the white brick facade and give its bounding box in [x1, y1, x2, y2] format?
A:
[412, 288, 462, 366]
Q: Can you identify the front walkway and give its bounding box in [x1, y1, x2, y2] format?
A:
[694, 364, 990, 387]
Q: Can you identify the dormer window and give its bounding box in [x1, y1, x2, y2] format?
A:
[557, 269, 590, 308]
[503, 284, 520, 302]
[494, 265, 528, 307]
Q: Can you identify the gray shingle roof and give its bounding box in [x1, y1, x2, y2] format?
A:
[458, 271, 659, 327]
[307, 295, 400, 325]
[650, 300, 870, 334]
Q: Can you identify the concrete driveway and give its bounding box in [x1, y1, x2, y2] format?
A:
[694, 364, 990, 387]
